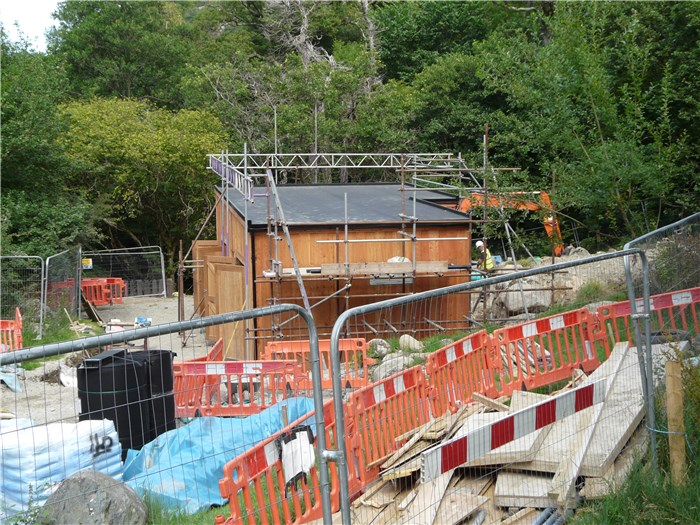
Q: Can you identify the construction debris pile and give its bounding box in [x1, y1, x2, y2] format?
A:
[342, 341, 664, 525]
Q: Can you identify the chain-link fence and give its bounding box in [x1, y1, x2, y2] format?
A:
[82, 246, 167, 297]
[0, 256, 45, 339]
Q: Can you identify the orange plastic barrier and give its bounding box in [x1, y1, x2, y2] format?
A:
[173, 359, 301, 417]
[345, 366, 431, 488]
[46, 278, 77, 309]
[105, 277, 126, 304]
[487, 308, 607, 397]
[81, 278, 112, 306]
[218, 399, 343, 525]
[598, 286, 700, 345]
[0, 308, 23, 352]
[263, 338, 376, 390]
[174, 338, 224, 417]
[425, 330, 492, 417]
[80, 277, 126, 306]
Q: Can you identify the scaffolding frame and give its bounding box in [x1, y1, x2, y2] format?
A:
[206, 142, 566, 344]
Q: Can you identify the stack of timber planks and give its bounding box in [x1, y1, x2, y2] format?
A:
[318, 341, 674, 525]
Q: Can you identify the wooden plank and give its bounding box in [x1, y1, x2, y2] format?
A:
[472, 392, 509, 412]
[548, 342, 630, 506]
[382, 453, 425, 480]
[399, 471, 452, 524]
[433, 489, 488, 525]
[321, 261, 449, 276]
[494, 472, 556, 509]
[429, 403, 478, 441]
[380, 417, 443, 469]
[481, 474, 508, 522]
[500, 508, 540, 525]
[380, 438, 433, 471]
[354, 480, 397, 509]
[580, 425, 648, 500]
[450, 473, 493, 496]
[397, 487, 419, 511]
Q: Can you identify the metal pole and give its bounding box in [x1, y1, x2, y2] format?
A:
[158, 246, 167, 297]
[39, 256, 45, 340]
[640, 251, 657, 474]
[178, 240, 185, 325]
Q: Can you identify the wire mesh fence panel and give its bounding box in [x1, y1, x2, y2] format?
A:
[82, 246, 167, 297]
[2, 245, 699, 525]
[0, 255, 45, 339]
[45, 248, 81, 327]
[0, 303, 325, 525]
[625, 212, 700, 329]
[329, 250, 659, 525]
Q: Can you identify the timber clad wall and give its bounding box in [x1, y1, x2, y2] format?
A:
[194, 185, 473, 357]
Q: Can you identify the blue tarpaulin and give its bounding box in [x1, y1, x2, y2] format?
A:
[123, 397, 315, 515]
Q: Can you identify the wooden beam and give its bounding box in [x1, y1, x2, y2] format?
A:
[666, 358, 687, 486]
[494, 472, 556, 508]
[500, 508, 540, 525]
[321, 261, 449, 276]
[472, 392, 509, 412]
[399, 471, 452, 524]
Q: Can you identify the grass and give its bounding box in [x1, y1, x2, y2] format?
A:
[19, 316, 104, 370]
[144, 492, 229, 525]
[571, 463, 700, 525]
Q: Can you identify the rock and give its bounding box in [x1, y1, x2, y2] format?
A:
[41, 470, 147, 525]
[438, 338, 455, 348]
[398, 334, 424, 352]
[368, 338, 392, 358]
[584, 300, 615, 313]
[567, 246, 590, 258]
[492, 276, 553, 315]
[371, 353, 414, 382]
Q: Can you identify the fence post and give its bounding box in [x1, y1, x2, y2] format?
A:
[665, 359, 686, 486]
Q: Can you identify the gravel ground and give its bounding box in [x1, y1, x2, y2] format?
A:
[1, 294, 207, 426]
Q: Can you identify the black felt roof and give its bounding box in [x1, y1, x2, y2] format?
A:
[221, 184, 467, 228]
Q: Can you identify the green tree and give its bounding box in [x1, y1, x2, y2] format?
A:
[59, 98, 227, 267]
[372, 1, 528, 81]
[470, 2, 697, 244]
[48, 1, 193, 106]
[0, 31, 101, 257]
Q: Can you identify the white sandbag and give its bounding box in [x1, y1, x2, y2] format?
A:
[0, 418, 122, 521]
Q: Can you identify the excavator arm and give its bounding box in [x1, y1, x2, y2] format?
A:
[456, 191, 564, 256]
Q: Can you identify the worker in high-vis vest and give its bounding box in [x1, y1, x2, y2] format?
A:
[475, 240, 494, 272]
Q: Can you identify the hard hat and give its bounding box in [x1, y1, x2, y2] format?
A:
[475, 240, 484, 248]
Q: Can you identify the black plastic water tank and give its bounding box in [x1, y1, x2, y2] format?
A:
[131, 350, 176, 439]
[77, 349, 151, 460]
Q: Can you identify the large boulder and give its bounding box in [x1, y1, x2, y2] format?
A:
[368, 338, 392, 358]
[371, 353, 414, 382]
[491, 276, 553, 316]
[41, 470, 147, 525]
[398, 334, 424, 352]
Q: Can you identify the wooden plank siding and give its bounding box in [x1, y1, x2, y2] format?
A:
[198, 190, 474, 357]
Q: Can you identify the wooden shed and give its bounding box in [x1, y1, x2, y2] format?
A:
[193, 181, 475, 359]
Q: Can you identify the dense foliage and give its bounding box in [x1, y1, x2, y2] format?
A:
[1, 1, 698, 263]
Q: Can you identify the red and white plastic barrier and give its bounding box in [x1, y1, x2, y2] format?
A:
[420, 378, 607, 482]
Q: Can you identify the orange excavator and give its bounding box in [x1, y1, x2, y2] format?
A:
[454, 191, 565, 256]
